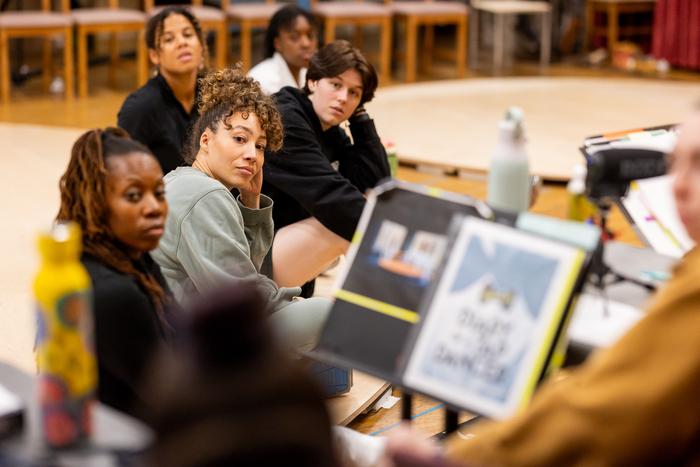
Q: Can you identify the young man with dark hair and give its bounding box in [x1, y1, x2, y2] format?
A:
[261, 40, 390, 295]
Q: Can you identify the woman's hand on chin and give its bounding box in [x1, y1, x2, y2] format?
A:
[239, 169, 262, 209]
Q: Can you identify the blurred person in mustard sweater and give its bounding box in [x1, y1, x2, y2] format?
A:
[381, 108, 700, 467]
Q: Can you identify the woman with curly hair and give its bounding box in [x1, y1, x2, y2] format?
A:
[118, 6, 207, 175]
[57, 127, 182, 417]
[151, 66, 332, 352]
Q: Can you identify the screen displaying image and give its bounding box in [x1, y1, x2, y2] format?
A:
[370, 220, 448, 286]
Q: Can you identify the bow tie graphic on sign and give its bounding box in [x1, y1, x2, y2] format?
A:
[481, 283, 515, 309]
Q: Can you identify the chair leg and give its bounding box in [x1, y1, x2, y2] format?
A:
[379, 16, 392, 83]
[0, 31, 9, 103]
[141, 40, 150, 80]
[584, 1, 594, 52]
[540, 11, 551, 73]
[109, 32, 119, 89]
[606, 3, 619, 53]
[324, 18, 336, 45]
[77, 27, 88, 98]
[493, 13, 505, 75]
[405, 16, 418, 82]
[420, 24, 433, 76]
[241, 19, 252, 71]
[456, 15, 467, 79]
[64, 28, 74, 100]
[137, 35, 148, 87]
[353, 26, 363, 49]
[504, 13, 514, 70]
[469, 7, 478, 69]
[216, 23, 227, 69]
[42, 37, 52, 94]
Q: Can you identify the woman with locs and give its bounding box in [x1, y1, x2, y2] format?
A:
[56, 127, 181, 418]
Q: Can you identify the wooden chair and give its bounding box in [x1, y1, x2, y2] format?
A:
[311, 0, 393, 83]
[144, 0, 229, 70]
[584, 0, 656, 53]
[469, 0, 551, 75]
[0, 0, 73, 103]
[71, 0, 148, 98]
[221, 0, 285, 72]
[390, 0, 468, 82]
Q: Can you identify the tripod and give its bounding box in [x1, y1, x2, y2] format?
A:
[587, 198, 656, 304]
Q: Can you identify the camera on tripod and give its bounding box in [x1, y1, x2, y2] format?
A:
[585, 148, 667, 203]
[583, 147, 668, 291]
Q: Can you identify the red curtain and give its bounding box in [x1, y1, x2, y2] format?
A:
[653, 0, 700, 70]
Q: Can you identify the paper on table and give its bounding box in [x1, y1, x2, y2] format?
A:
[0, 382, 22, 416]
[568, 294, 645, 349]
[635, 175, 695, 252]
[621, 188, 686, 258]
[585, 130, 679, 155]
[381, 395, 401, 410]
[609, 130, 678, 153]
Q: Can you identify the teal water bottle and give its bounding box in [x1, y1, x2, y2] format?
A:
[487, 107, 531, 213]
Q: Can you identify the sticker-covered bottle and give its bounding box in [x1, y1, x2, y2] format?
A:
[35, 222, 97, 448]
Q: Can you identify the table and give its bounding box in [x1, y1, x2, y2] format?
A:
[565, 240, 677, 364]
[0, 363, 153, 466]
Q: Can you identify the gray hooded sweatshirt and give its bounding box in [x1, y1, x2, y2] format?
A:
[151, 167, 300, 313]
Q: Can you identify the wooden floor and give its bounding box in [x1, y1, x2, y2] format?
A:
[0, 55, 691, 439]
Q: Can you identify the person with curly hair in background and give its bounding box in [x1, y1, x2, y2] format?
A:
[118, 6, 207, 175]
[56, 127, 182, 418]
[151, 66, 332, 353]
[261, 40, 391, 297]
[247, 5, 319, 94]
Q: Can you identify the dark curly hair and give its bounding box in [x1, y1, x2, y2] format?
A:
[145, 6, 209, 70]
[303, 40, 378, 106]
[263, 5, 318, 59]
[56, 128, 171, 325]
[184, 66, 284, 164]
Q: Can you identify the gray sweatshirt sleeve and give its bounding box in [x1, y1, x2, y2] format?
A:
[236, 194, 274, 272]
[176, 189, 300, 314]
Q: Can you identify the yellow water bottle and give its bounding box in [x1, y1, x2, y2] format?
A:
[567, 165, 597, 222]
[35, 222, 97, 448]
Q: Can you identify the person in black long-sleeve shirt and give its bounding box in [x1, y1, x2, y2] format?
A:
[262, 40, 390, 290]
[118, 6, 205, 174]
[57, 127, 181, 418]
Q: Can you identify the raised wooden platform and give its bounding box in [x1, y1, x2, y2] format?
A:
[367, 76, 697, 180]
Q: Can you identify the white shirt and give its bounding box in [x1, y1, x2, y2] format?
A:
[247, 52, 307, 95]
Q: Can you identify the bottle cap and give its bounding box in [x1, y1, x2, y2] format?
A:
[568, 178, 586, 195]
[572, 164, 588, 180]
[39, 222, 82, 262]
[505, 106, 525, 139]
